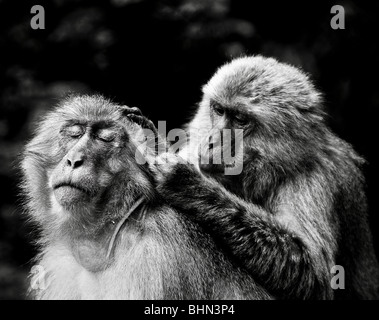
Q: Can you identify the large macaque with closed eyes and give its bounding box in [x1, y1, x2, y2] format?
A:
[21, 95, 271, 300]
[132, 56, 379, 300]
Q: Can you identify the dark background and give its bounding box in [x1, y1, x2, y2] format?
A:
[0, 0, 378, 299]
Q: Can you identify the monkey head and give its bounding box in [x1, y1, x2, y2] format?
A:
[22, 95, 156, 236]
[191, 56, 327, 199]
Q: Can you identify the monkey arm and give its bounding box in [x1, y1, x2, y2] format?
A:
[157, 163, 335, 300]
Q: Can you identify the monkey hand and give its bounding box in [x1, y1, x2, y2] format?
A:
[121, 106, 158, 135]
[150, 152, 186, 184]
[151, 153, 204, 206]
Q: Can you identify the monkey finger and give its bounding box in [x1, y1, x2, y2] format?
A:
[127, 114, 158, 135]
[126, 114, 143, 125]
[156, 152, 178, 165]
[121, 105, 142, 116]
[149, 163, 165, 183]
[144, 119, 159, 136]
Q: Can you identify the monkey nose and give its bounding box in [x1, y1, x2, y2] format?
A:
[67, 158, 84, 169]
[66, 153, 85, 169]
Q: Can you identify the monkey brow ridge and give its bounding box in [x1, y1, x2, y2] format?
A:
[106, 196, 147, 260]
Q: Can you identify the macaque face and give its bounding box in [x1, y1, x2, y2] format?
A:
[50, 121, 129, 211]
[196, 94, 250, 180]
[21, 96, 155, 230]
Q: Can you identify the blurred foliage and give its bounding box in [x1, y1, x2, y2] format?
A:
[0, 0, 378, 299]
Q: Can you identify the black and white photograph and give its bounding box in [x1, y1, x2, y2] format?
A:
[0, 0, 379, 303]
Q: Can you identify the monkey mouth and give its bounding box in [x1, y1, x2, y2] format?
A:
[53, 182, 91, 196]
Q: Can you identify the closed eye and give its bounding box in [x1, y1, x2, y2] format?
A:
[61, 124, 85, 138]
[96, 129, 116, 142]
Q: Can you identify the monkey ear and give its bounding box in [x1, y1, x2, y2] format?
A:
[120, 105, 142, 117]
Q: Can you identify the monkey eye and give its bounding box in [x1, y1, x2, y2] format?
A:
[232, 114, 248, 127]
[212, 103, 224, 116]
[61, 125, 85, 138]
[96, 128, 116, 142]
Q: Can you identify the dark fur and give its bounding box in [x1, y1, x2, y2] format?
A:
[156, 56, 379, 299]
[21, 95, 270, 300]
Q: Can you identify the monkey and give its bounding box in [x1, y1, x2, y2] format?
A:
[127, 56, 379, 300]
[20, 94, 272, 300]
